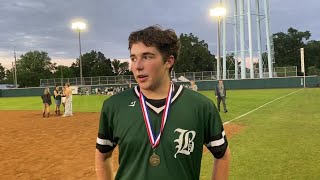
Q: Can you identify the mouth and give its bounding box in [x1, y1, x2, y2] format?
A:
[137, 75, 148, 82]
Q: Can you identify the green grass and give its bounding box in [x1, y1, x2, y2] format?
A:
[200, 88, 320, 180]
[199, 88, 301, 122]
[1, 88, 320, 179]
[0, 95, 109, 112]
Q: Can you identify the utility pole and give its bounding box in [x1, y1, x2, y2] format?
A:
[12, 62, 15, 85]
[14, 48, 18, 88]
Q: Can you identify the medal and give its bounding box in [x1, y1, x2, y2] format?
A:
[139, 83, 174, 166]
[149, 152, 161, 166]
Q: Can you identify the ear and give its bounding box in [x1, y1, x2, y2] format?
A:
[165, 55, 175, 69]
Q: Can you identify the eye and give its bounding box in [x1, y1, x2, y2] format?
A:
[131, 57, 137, 62]
[143, 55, 153, 60]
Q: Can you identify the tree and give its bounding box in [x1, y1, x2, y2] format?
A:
[16, 51, 55, 87]
[112, 59, 121, 75]
[90, 52, 114, 77]
[70, 50, 114, 77]
[53, 65, 75, 79]
[273, 27, 311, 70]
[307, 66, 320, 75]
[0, 63, 5, 82]
[175, 33, 215, 72]
[305, 40, 320, 71]
[5, 69, 14, 84]
[119, 61, 130, 75]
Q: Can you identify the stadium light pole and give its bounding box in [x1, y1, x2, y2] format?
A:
[71, 21, 86, 85]
[210, 7, 226, 80]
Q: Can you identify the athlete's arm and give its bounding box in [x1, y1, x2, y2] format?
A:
[95, 149, 113, 180]
[212, 146, 231, 180]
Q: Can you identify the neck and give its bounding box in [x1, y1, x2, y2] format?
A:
[140, 77, 171, 100]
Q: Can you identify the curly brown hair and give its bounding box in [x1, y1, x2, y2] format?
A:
[128, 25, 181, 72]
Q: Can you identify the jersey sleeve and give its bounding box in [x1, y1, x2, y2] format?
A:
[96, 100, 117, 153]
[204, 101, 228, 159]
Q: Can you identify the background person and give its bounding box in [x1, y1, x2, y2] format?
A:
[215, 80, 228, 113]
[62, 83, 73, 117]
[61, 87, 66, 113]
[41, 87, 52, 117]
[53, 85, 62, 115]
[190, 80, 198, 91]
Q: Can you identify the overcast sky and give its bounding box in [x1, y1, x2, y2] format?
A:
[0, 0, 319, 69]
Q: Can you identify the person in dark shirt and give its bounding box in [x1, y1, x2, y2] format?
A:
[53, 85, 62, 115]
[41, 87, 52, 117]
[215, 80, 228, 113]
[95, 25, 231, 180]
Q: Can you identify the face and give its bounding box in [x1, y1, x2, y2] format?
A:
[130, 42, 173, 91]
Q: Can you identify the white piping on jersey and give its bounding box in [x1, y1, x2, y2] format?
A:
[134, 85, 183, 114]
[206, 131, 226, 147]
[96, 137, 114, 147]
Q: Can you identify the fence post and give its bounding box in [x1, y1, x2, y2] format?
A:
[285, 67, 287, 77]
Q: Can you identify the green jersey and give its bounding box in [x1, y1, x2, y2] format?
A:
[96, 85, 228, 180]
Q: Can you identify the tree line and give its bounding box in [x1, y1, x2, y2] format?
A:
[0, 27, 319, 87]
[1, 50, 131, 87]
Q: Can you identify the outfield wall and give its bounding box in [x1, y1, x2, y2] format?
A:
[0, 76, 319, 97]
[0, 85, 129, 97]
[185, 76, 319, 91]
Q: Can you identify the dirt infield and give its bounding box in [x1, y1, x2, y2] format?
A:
[0, 110, 244, 179]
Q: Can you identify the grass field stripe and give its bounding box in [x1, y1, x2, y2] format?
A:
[223, 88, 303, 125]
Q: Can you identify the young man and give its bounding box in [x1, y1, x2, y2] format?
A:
[62, 83, 73, 117]
[215, 80, 228, 113]
[95, 25, 230, 180]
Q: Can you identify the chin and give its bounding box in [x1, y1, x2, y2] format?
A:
[138, 83, 152, 91]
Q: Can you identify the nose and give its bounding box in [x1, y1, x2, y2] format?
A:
[134, 58, 144, 71]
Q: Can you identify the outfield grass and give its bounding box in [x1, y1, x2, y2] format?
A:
[200, 88, 302, 123]
[1, 88, 319, 179]
[0, 95, 108, 112]
[200, 88, 320, 180]
[0, 88, 300, 121]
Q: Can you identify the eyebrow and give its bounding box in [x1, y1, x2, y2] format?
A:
[130, 52, 156, 58]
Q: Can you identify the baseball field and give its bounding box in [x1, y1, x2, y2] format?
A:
[0, 88, 319, 180]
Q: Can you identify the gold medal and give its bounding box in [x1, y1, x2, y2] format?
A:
[149, 153, 161, 166]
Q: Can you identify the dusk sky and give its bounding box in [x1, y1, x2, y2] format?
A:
[0, 0, 319, 69]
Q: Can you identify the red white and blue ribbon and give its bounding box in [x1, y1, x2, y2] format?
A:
[139, 83, 173, 149]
